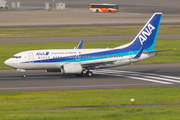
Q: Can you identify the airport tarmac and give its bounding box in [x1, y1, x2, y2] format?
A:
[0, 63, 180, 91]
[0, 34, 179, 44]
[5, 0, 180, 14]
[0, 9, 180, 27]
[1, 0, 180, 27]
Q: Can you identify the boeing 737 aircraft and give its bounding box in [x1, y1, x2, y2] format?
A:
[5, 13, 169, 78]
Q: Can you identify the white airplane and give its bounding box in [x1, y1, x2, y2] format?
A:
[4, 13, 170, 78]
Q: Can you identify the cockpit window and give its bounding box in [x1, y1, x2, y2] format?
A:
[12, 56, 21, 59]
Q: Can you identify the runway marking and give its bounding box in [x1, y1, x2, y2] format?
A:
[94, 71, 172, 84]
[131, 74, 180, 83]
[106, 70, 180, 80]
[93, 70, 180, 84]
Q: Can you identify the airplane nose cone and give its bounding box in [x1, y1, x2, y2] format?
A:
[4, 59, 8, 65]
[4, 59, 11, 67]
[4, 59, 19, 69]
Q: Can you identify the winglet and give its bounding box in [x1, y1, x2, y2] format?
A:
[77, 40, 84, 49]
[134, 46, 144, 58]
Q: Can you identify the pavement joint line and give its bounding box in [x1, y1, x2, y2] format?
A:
[0, 83, 160, 90]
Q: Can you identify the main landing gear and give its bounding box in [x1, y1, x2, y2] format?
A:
[86, 71, 93, 77]
[76, 70, 93, 77]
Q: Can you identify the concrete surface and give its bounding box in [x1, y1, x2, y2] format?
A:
[0, 34, 179, 43]
[0, 0, 180, 27]
[0, 63, 180, 91]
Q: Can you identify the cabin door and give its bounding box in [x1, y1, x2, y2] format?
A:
[28, 53, 34, 63]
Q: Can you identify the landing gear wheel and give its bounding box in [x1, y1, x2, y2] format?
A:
[22, 74, 26, 78]
[86, 71, 93, 77]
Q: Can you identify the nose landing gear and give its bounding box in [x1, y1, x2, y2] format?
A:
[22, 74, 27, 78]
[15, 69, 26, 78]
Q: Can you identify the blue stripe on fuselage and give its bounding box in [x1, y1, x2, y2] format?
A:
[26, 48, 141, 63]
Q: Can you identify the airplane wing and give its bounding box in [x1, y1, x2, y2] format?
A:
[81, 47, 144, 69]
[81, 59, 126, 69]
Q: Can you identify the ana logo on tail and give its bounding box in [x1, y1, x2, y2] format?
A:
[139, 24, 155, 45]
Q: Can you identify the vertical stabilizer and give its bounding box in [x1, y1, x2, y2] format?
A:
[116, 13, 162, 51]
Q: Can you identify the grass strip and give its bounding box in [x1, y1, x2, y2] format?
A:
[0, 39, 179, 69]
[1, 105, 180, 120]
[0, 87, 180, 111]
[0, 25, 180, 38]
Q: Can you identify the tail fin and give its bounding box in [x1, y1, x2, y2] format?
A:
[116, 13, 162, 51]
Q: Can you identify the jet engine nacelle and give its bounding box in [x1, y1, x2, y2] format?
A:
[61, 63, 83, 74]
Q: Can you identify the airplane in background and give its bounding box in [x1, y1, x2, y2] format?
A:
[4, 13, 172, 78]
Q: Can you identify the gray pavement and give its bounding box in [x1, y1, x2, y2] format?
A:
[1, 22, 180, 28]
[1, 0, 180, 27]
[0, 5, 180, 27]
[4, 0, 180, 14]
[0, 63, 180, 91]
[0, 0, 180, 27]
[0, 34, 179, 43]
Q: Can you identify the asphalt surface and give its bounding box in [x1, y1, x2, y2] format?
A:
[1, 22, 180, 28]
[0, 63, 180, 91]
[0, 34, 179, 44]
[1, 0, 180, 27]
[5, 0, 180, 14]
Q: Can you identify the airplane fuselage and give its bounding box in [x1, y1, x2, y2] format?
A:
[5, 48, 155, 70]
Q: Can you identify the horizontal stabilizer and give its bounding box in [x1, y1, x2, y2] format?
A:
[143, 49, 175, 53]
